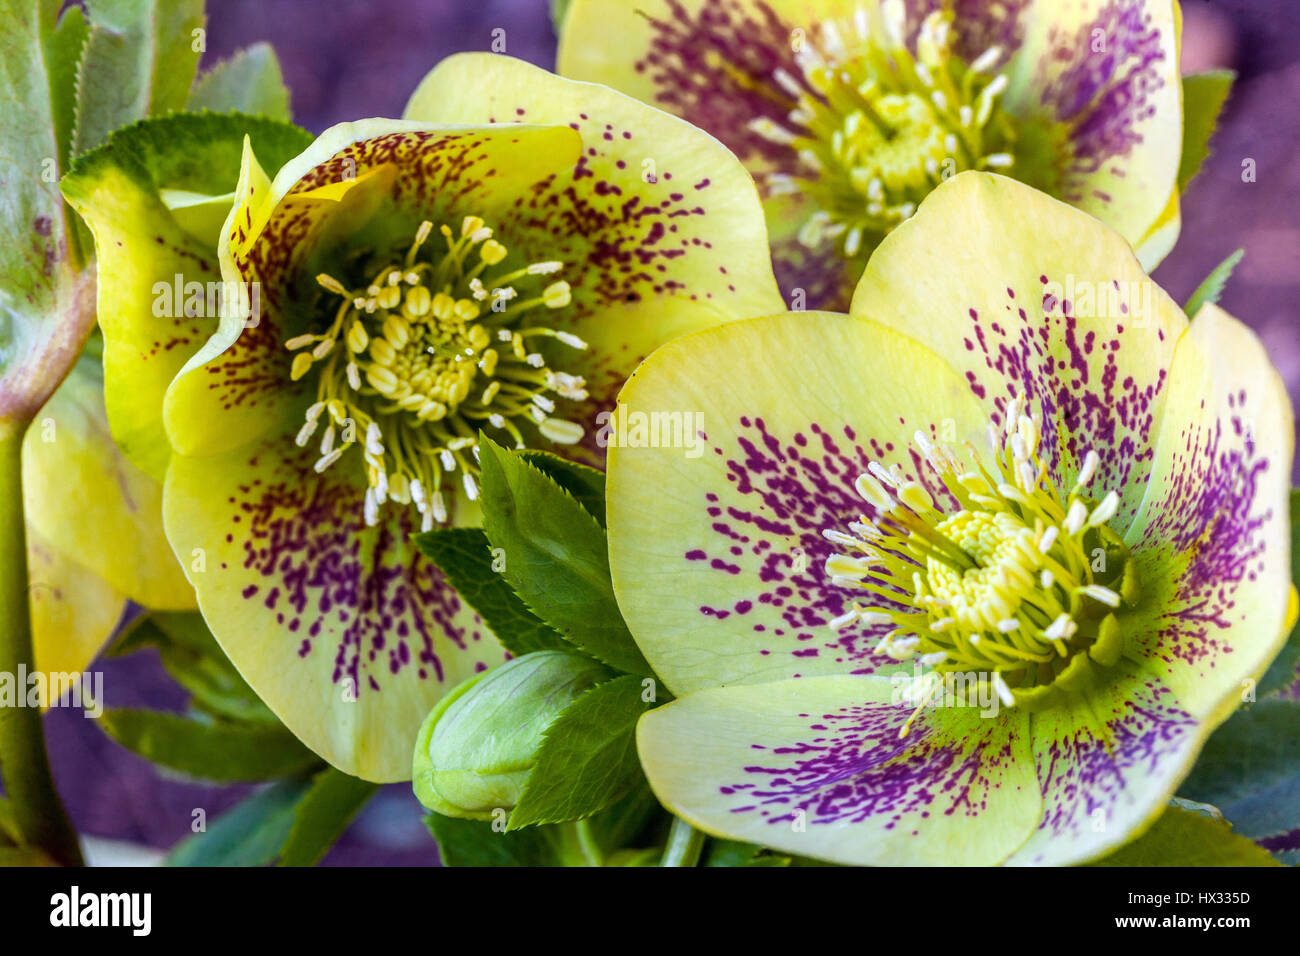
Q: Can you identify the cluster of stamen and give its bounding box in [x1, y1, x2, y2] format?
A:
[823, 400, 1140, 719]
[751, 4, 1016, 259]
[286, 216, 589, 530]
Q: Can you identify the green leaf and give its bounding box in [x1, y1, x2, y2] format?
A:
[509, 674, 653, 829]
[519, 449, 607, 527]
[0, 0, 97, 427]
[1183, 248, 1244, 318]
[278, 767, 378, 867]
[187, 42, 291, 121]
[478, 435, 650, 675]
[1088, 806, 1280, 866]
[99, 707, 320, 782]
[72, 0, 206, 156]
[425, 812, 563, 867]
[1178, 698, 1300, 850]
[47, 3, 89, 170]
[413, 528, 572, 657]
[1178, 70, 1234, 192]
[704, 838, 792, 867]
[1259, 489, 1300, 695]
[164, 777, 311, 866]
[114, 612, 279, 723]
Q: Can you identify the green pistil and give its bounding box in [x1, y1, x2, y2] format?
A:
[755, 7, 1017, 261]
[284, 216, 590, 530]
[825, 401, 1141, 715]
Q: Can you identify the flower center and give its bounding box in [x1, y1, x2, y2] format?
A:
[286, 216, 588, 530]
[823, 399, 1141, 717]
[751, 5, 1016, 259]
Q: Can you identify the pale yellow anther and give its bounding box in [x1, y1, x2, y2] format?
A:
[468, 325, 490, 351]
[432, 292, 455, 320]
[480, 239, 508, 265]
[369, 338, 396, 366]
[370, 286, 396, 310]
[403, 285, 431, 318]
[542, 281, 572, 309]
[346, 321, 369, 353]
[461, 215, 485, 237]
[290, 352, 314, 381]
[382, 315, 409, 350]
[366, 365, 398, 394]
[317, 273, 349, 296]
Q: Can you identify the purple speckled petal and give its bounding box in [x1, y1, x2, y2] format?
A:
[638, 674, 1041, 865]
[1006, 661, 1201, 865]
[560, 0, 1038, 310]
[405, 52, 786, 426]
[1001, 0, 1181, 263]
[607, 311, 991, 696]
[1120, 304, 1295, 721]
[850, 171, 1187, 533]
[163, 432, 503, 783]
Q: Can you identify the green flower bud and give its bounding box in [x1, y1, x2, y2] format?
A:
[412, 650, 611, 819]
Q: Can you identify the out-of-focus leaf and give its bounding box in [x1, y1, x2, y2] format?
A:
[164, 777, 311, 866]
[1178, 70, 1234, 191]
[187, 42, 291, 120]
[1184, 248, 1244, 318]
[1088, 806, 1280, 867]
[99, 707, 319, 782]
[278, 767, 379, 867]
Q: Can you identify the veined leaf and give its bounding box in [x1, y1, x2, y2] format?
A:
[508, 674, 654, 829]
[413, 528, 571, 657]
[478, 435, 650, 675]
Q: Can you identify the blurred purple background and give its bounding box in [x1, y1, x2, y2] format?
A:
[47, 0, 1300, 865]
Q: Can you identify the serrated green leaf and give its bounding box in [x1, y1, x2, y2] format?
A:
[478, 435, 650, 675]
[1259, 489, 1300, 695]
[413, 528, 572, 657]
[509, 674, 653, 829]
[72, 0, 206, 156]
[425, 812, 563, 867]
[278, 767, 378, 867]
[1178, 698, 1300, 850]
[0, 0, 97, 427]
[1178, 70, 1234, 192]
[1184, 248, 1244, 318]
[187, 42, 290, 121]
[164, 777, 311, 867]
[518, 449, 606, 527]
[47, 3, 88, 171]
[1088, 806, 1280, 867]
[99, 707, 320, 782]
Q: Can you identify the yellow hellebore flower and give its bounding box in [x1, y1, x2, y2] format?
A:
[606, 172, 1293, 865]
[63, 56, 783, 781]
[561, 0, 1185, 309]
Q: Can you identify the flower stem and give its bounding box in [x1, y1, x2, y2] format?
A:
[0, 423, 82, 866]
[659, 815, 705, 867]
[572, 818, 603, 867]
